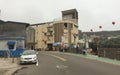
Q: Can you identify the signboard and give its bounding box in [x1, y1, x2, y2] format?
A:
[61, 36, 65, 43]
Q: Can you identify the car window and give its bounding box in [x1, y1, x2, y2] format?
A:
[22, 50, 36, 55]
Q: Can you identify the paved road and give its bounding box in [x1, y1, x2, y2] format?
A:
[14, 51, 120, 75]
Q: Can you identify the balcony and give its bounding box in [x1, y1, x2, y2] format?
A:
[53, 18, 78, 24]
[47, 32, 53, 36]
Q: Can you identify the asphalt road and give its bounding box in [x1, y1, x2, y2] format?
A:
[14, 51, 120, 75]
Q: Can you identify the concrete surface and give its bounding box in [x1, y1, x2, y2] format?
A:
[14, 51, 120, 75]
[0, 58, 20, 75]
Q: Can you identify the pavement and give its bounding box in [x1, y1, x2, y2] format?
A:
[0, 57, 21, 75]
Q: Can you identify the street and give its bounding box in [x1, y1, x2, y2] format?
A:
[14, 51, 120, 75]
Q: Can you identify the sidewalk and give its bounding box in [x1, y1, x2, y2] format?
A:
[0, 58, 20, 75]
[85, 55, 120, 65]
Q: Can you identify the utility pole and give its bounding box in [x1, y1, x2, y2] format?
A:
[0, 9, 1, 19]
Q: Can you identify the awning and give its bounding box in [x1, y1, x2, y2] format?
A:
[53, 42, 62, 47]
[7, 41, 16, 45]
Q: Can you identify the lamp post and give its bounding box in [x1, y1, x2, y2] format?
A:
[61, 35, 65, 52]
[83, 33, 88, 49]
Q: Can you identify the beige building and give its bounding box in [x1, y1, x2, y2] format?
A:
[26, 26, 35, 49]
[26, 9, 79, 50]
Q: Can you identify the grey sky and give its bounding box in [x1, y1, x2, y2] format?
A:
[0, 0, 120, 32]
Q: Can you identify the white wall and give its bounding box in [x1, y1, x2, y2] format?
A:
[16, 40, 25, 49]
[0, 40, 9, 50]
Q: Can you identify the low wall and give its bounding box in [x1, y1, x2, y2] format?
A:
[0, 49, 24, 57]
[98, 48, 120, 60]
[65, 48, 83, 54]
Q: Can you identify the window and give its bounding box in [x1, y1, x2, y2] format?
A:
[44, 33, 47, 35]
[64, 23, 67, 29]
[7, 41, 16, 49]
[48, 37, 50, 41]
[44, 41, 47, 44]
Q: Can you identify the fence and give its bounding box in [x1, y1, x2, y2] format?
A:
[98, 48, 120, 60]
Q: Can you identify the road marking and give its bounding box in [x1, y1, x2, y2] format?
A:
[56, 65, 68, 69]
[44, 54, 67, 61]
[36, 60, 39, 66]
[56, 65, 69, 74]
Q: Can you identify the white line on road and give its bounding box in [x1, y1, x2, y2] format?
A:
[36, 60, 39, 66]
[56, 65, 69, 74]
[44, 53, 67, 62]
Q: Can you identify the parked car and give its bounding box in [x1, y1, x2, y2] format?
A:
[20, 50, 38, 64]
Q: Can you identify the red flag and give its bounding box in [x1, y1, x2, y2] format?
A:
[112, 21, 115, 25]
[99, 26, 102, 29]
[90, 29, 93, 32]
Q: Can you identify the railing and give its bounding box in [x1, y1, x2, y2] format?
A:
[53, 18, 78, 24]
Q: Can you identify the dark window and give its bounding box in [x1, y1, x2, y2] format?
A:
[44, 33, 47, 35]
[44, 41, 47, 44]
[7, 41, 15, 49]
[8, 45, 15, 49]
[64, 23, 67, 29]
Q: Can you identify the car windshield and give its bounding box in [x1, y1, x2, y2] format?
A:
[22, 50, 36, 55]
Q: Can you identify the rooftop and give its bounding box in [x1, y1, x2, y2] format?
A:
[31, 21, 53, 26]
[62, 9, 78, 14]
[0, 20, 29, 26]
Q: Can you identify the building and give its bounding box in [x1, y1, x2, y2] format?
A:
[54, 9, 78, 46]
[28, 22, 53, 50]
[26, 9, 79, 51]
[0, 20, 29, 57]
[26, 26, 36, 49]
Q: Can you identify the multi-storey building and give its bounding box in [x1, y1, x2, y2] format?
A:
[27, 22, 53, 50]
[26, 26, 35, 49]
[26, 9, 79, 51]
[54, 9, 78, 46]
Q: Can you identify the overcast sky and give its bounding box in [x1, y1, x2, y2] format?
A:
[0, 0, 120, 32]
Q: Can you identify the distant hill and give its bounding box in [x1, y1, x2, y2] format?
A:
[85, 30, 120, 37]
[85, 30, 120, 48]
